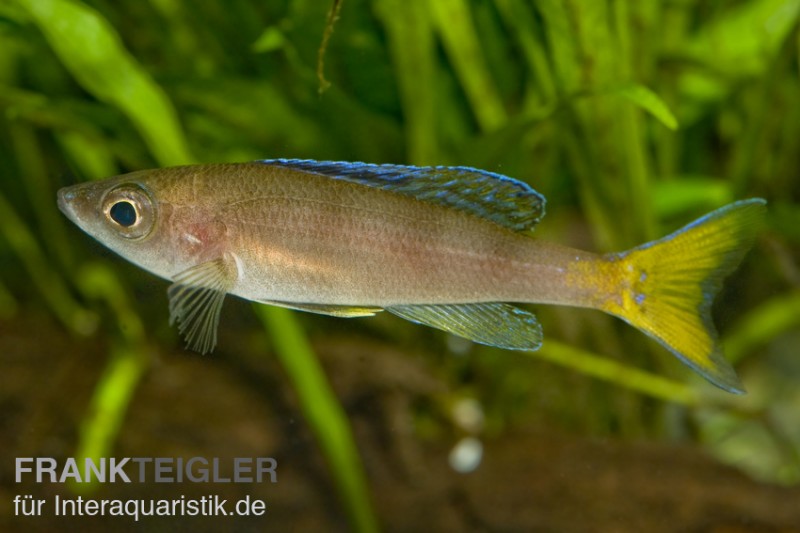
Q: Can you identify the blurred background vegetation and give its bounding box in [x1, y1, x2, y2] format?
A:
[1, 0, 799, 530]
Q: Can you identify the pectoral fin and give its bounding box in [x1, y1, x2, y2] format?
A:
[259, 300, 383, 317]
[168, 257, 236, 354]
[387, 302, 543, 350]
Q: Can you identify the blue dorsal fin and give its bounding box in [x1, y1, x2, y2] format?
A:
[260, 159, 546, 232]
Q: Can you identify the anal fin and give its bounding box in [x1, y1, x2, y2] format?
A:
[260, 300, 383, 317]
[387, 302, 542, 350]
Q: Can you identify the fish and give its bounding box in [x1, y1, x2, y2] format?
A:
[57, 160, 766, 393]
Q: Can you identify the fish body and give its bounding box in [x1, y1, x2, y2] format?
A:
[57, 160, 766, 393]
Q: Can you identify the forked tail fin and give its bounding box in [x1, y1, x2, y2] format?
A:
[603, 199, 766, 393]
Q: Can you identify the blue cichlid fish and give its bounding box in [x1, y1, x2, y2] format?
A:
[57, 160, 766, 393]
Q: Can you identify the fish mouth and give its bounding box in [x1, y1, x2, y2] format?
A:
[57, 187, 79, 222]
[58, 182, 102, 225]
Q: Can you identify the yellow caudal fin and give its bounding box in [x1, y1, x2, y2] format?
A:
[604, 199, 766, 393]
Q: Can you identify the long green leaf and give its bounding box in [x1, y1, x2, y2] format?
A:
[71, 342, 149, 494]
[374, 0, 438, 164]
[256, 305, 378, 533]
[70, 263, 150, 495]
[16, 0, 192, 166]
[614, 84, 679, 130]
[533, 339, 699, 406]
[428, 0, 506, 132]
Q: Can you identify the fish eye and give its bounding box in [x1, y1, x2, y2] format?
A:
[102, 184, 155, 240]
[109, 201, 137, 227]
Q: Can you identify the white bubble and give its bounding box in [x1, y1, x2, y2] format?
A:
[448, 437, 483, 473]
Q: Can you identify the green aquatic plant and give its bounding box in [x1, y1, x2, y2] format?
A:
[1, 1, 798, 527]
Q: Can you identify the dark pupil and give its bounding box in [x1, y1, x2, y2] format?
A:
[110, 201, 137, 227]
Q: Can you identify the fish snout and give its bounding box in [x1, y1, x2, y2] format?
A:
[57, 184, 95, 225]
[57, 186, 79, 219]
[57, 187, 73, 210]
